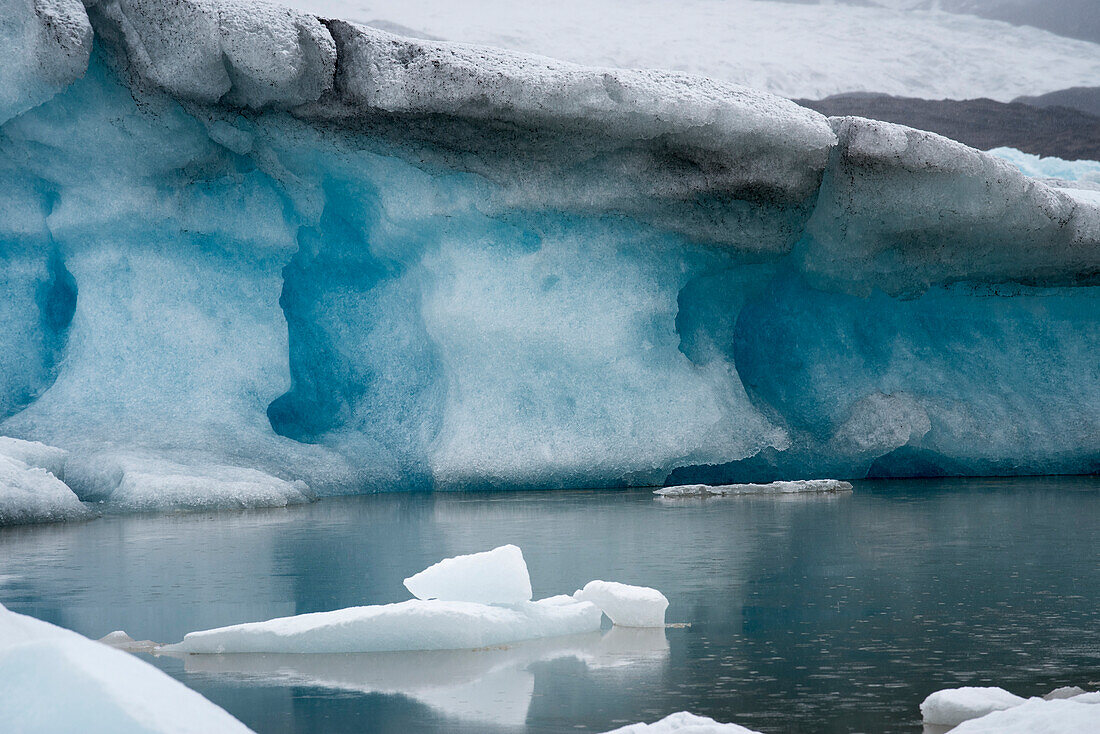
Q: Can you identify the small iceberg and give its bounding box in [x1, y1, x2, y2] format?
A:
[574, 581, 668, 628]
[164, 546, 668, 654]
[921, 685, 1099, 732]
[654, 479, 853, 497]
[602, 711, 762, 733]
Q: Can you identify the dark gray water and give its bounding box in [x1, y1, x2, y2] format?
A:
[2, 477, 1099, 733]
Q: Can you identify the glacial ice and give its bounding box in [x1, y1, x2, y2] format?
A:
[950, 697, 1100, 733]
[921, 685, 1100, 731]
[602, 711, 762, 733]
[0, 602, 253, 733]
[573, 581, 669, 628]
[166, 596, 604, 653]
[0, 437, 88, 524]
[403, 544, 533, 605]
[654, 479, 853, 497]
[920, 686, 1027, 727]
[0, 0, 1098, 518]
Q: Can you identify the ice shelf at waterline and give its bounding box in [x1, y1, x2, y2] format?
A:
[1, 0, 1098, 519]
[654, 479, 853, 497]
[165, 546, 668, 653]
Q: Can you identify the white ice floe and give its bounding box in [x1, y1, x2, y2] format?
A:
[950, 696, 1100, 733]
[655, 479, 853, 498]
[920, 686, 1027, 726]
[164, 596, 602, 654]
[0, 602, 253, 733]
[602, 711, 762, 733]
[166, 546, 669, 653]
[403, 544, 532, 605]
[921, 685, 1100, 731]
[0, 439, 89, 525]
[574, 581, 669, 628]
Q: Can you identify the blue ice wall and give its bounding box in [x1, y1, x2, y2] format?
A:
[0, 0, 1097, 511]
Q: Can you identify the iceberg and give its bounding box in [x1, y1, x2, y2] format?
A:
[164, 546, 662, 653]
[654, 479, 852, 497]
[602, 711, 761, 733]
[920, 686, 1027, 727]
[403, 544, 532, 605]
[0, 0, 1098, 519]
[0, 438, 88, 525]
[0, 602, 254, 734]
[573, 581, 669, 628]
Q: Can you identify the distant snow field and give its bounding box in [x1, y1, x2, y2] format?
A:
[287, 0, 1100, 101]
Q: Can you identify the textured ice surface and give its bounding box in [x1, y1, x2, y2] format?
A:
[602, 711, 762, 733]
[573, 581, 669, 628]
[0, 0, 1098, 515]
[951, 697, 1100, 733]
[0, 603, 253, 733]
[166, 597, 603, 653]
[283, 0, 1100, 101]
[404, 544, 532, 605]
[920, 686, 1027, 726]
[655, 480, 852, 497]
[0, 438, 88, 525]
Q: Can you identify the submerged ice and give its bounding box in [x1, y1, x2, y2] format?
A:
[0, 0, 1098, 519]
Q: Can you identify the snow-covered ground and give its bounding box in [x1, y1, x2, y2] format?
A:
[286, 0, 1100, 101]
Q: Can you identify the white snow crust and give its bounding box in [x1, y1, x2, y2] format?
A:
[601, 711, 762, 733]
[284, 0, 1100, 101]
[655, 479, 853, 498]
[573, 581, 669, 628]
[0, 602, 254, 733]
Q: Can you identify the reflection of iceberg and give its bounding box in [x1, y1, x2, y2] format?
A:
[169, 627, 669, 728]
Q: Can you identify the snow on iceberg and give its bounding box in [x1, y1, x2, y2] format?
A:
[0, 0, 1098, 514]
[655, 479, 853, 498]
[573, 581, 669, 628]
[404, 544, 532, 604]
[601, 711, 761, 733]
[165, 546, 663, 653]
[0, 602, 253, 734]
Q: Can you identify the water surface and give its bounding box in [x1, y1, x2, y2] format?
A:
[2, 477, 1098, 733]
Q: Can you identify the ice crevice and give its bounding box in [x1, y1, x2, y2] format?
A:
[0, 0, 1098, 520]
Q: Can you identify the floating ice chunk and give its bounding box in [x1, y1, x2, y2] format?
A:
[404, 545, 532, 604]
[573, 581, 668, 628]
[920, 686, 1028, 727]
[950, 697, 1100, 733]
[0, 436, 67, 478]
[0, 603, 253, 733]
[165, 596, 602, 654]
[98, 630, 160, 654]
[0, 453, 89, 526]
[601, 711, 762, 733]
[1045, 686, 1088, 700]
[655, 480, 853, 498]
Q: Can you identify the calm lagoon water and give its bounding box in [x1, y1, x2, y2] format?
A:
[2, 477, 1098, 733]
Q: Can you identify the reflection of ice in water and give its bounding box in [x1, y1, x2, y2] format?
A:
[170, 626, 668, 728]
